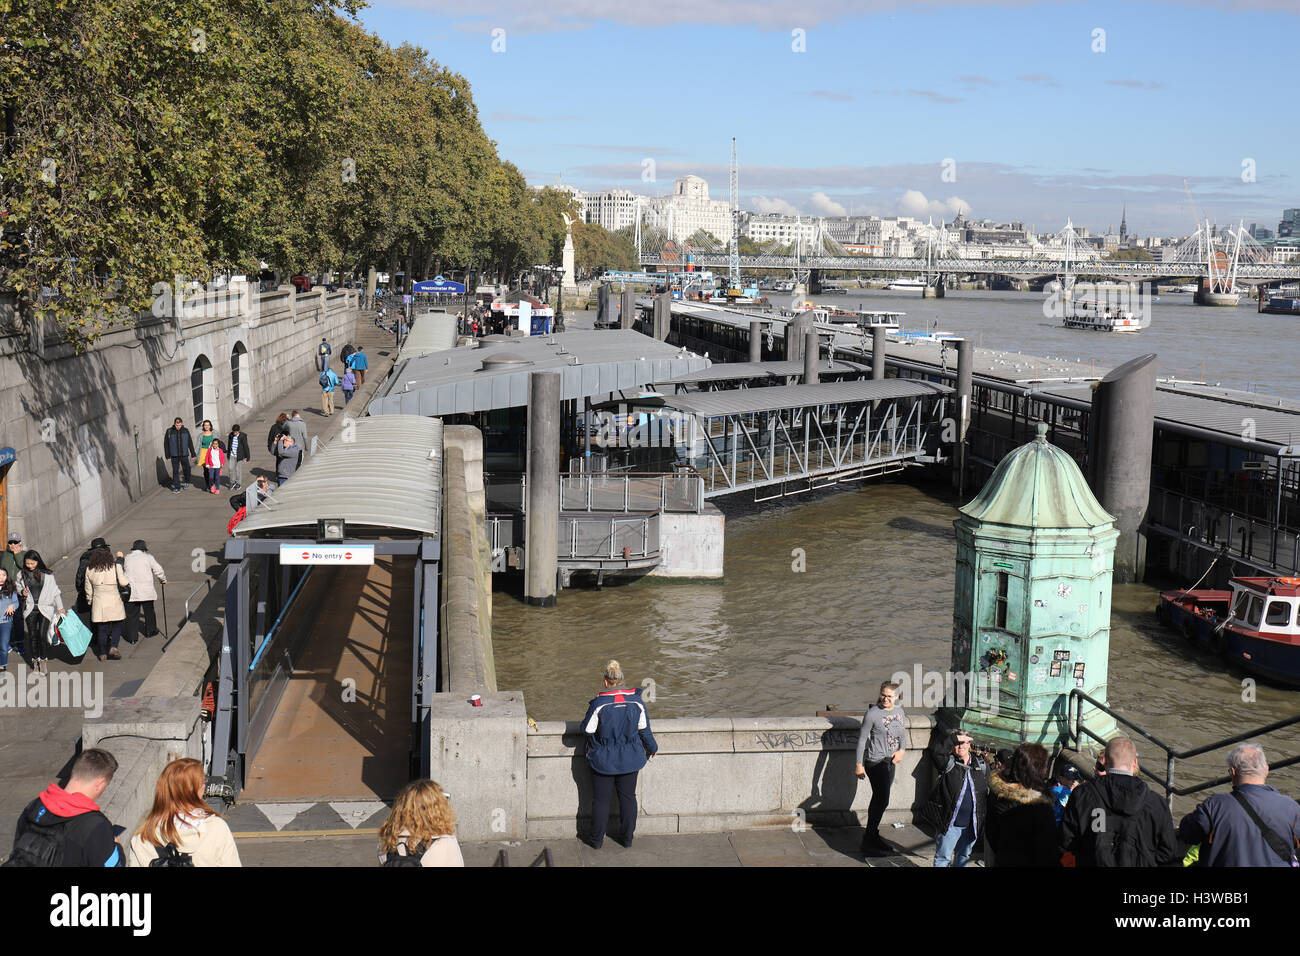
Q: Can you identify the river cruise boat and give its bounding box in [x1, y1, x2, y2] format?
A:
[773, 280, 795, 293]
[1157, 576, 1300, 687]
[1260, 295, 1300, 316]
[1062, 299, 1145, 332]
[885, 277, 927, 292]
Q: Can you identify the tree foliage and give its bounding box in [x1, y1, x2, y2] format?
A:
[573, 221, 635, 276]
[0, 0, 562, 348]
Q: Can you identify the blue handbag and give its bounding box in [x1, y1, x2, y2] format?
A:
[55, 611, 93, 657]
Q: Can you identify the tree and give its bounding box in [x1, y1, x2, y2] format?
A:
[573, 221, 635, 275]
[1105, 247, 1154, 261]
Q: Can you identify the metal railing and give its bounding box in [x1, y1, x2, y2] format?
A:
[1148, 487, 1300, 574]
[486, 472, 703, 515]
[486, 512, 661, 563]
[1068, 689, 1300, 809]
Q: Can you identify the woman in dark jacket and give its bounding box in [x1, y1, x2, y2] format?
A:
[266, 413, 290, 455]
[985, 742, 1060, 866]
[581, 660, 657, 850]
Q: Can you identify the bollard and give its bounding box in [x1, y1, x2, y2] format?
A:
[953, 338, 973, 497]
[871, 326, 886, 381]
[620, 288, 635, 330]
[1089, 354, 1157, 583]
[803, 330, 819, 384]
[525, 371, 562, 606]
[749, 321, 762, 363]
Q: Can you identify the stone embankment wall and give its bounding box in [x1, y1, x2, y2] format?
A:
[1, 288, 358, 559]
[440, 425, 496, 693]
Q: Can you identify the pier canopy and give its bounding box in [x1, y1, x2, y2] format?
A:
[656, 358, 870, 389]
[234, 415, 443, 539]
[369, 329, 710, 416]
[398, 311, 459, 362]
[662, 378, 950, 418]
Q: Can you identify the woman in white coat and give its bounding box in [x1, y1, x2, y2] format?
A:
[83, 545, 128, 661]
[18, 550, 63, 675]
[377, 780, 464, 866]
[122, 540, 166, 643]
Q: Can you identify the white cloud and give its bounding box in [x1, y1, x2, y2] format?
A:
[809, 191, 847, 216]
[750, 195, 800, 216]
[898, 189, 971, 220]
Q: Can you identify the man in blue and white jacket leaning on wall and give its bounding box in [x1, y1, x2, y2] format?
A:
[581, 660, 658, 850]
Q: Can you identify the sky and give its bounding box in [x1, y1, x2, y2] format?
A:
[353, 0, 1297, 238]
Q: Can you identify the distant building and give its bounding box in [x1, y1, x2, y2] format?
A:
[642, 175, 733, 245]
[742, 213, 819, 247]
[1277, 209, 1299, 239]
[583, 189, 640, 233]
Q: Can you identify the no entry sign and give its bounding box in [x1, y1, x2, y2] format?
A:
[279, 544, 375, 566]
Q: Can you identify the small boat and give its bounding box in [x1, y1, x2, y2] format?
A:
[885, 277, 927, 292]
[1260, 296, 1300, 316]
[1168, 283, 1199, 294]
[773, 280, 795, 293]
[1157, 576, 1300, 687]
[801, 305, 903, 333]
[818, 284, 848, 295]
[1062, 298, 1145, 332]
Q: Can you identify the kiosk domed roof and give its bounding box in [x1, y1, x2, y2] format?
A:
[959, 423, 1114, 529]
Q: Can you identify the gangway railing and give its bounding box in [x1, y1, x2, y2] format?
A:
[1067, 688, 1300, 810]
[1148, 487, 1300, 574]
[486, 512, 661, 564]
[486, 472, 704, 515]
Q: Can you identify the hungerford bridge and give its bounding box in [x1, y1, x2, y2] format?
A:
[636, 220, 1300, 286]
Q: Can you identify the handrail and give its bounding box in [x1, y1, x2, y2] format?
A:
[161, 576, 217, 651]
[1068, 688, 1300, 808]
[247, 568, 314, 672]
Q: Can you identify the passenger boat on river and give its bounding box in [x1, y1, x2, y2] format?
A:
[1156, 576, 1300, 686]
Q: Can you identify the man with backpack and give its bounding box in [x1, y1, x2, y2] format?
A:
[315, 338, 332, 372]
[1060, 736, 1181, 867]
[7, 748, 123, 866]
[285, 411, 309, 467]
[319, 365, 340, 417]
[1178, 744, 1300, 867]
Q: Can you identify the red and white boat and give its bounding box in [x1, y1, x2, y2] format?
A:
[1156, 576, 1300, 686]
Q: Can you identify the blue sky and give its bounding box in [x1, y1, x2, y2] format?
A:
[355, 0, 1297, 237]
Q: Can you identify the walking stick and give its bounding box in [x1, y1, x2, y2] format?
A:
[161, 580, 168, 638]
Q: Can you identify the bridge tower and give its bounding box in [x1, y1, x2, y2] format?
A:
[947, 423, 1119, 750]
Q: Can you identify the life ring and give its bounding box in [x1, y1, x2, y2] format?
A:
[1275, 577, 1300, 586]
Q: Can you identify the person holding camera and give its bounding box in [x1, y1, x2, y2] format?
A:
[274, 433, 299, 486]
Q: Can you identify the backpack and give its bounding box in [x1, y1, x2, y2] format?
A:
[318, 342, 329, 356]
[381, 839, 429, 867]
[149, 843, 195, 867]
[3, 821, 68, 867]
[319, 370, 331, 388]
[1093, 812, 1144, 867]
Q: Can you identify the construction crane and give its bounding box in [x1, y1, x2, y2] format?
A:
[728, 137, 739, 291]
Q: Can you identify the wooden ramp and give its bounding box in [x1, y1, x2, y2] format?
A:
[242, 558, 414, 802]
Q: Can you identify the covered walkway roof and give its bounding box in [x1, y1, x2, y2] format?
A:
[663, 379, 951, 418]
[234, 415, 443, 538]
[369, 329, 710, 417]
[398, 311, 460, 362]
[656, 358, 869, 386]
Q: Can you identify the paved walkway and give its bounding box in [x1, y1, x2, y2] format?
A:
[0, 311, 402, 841]
[234, 823, 951, 868]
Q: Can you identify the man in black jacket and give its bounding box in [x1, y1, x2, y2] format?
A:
[73, 536, 108, 615]
[163, 417, 196, 494]
[8, 749, 123, 867]
[926, 729, 988, 867]
[1061, 737, 1181, 866]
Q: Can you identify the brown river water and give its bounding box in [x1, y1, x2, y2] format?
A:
[491, 302, 1300, 810]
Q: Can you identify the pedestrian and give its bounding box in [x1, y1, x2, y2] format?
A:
[197, 419, 217, 467]
[1051, 764, 1082, 826]
[275, 434, 298, 486]
[8, 748, 123, 867]
[74, 536, 106, 616]
[286, 410, 308, 466]
[84, 544, 128, 662]
[267, 412, 290, 455]
[0, 566, 20, 673]
[377, 779, 464, 867]
[348, 345, 368, 386]
[925, 729, 988, 868]
[126, 758, 241, 867]
[248, 474, 273, 510]
[201, 436, 226, 495]
[2, 533, 27, 656]
[340, 342, 355, 368]
[320, 365, 340, 416]
[1060, 737, 1180, 867]
[18, 550, 63, 675]
[985, 742, 1059, 866]
[581, 659, 658, 849]
[122, 541, 166, 643]
[315, 337, 332, 372]
[1177, 744, 1300, 867]
[854, 680, 907, 857]
[226, 424, 250, 491]
[163, 416, 196, 494]
[340, 366, 356, 405]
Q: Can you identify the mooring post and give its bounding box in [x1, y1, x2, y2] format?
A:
[525, 371, 561, 606]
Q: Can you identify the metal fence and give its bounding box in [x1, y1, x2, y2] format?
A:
[1148, 487, 1300, 574]
[487, 472, 703, 515]
[486, 512, 660, 561]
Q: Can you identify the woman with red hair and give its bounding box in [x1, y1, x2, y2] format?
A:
[126, 758, 241, 866]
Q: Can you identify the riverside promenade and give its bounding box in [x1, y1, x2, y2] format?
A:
[0, 310, 402, 846]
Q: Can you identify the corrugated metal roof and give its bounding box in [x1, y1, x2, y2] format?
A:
[398, 311, 460, 362]
[663, 378, 951, 417]
[1041, 384, 1300, 449]
[369, 329, 710, 416]
[234, 416, 442, 538]
[657, 359, 869, 385]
